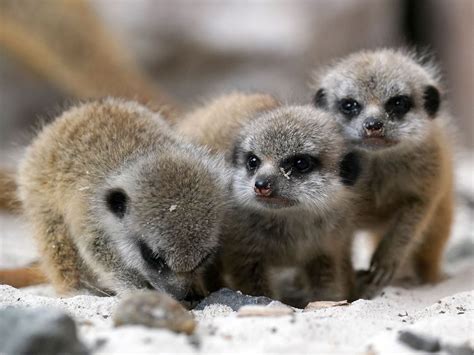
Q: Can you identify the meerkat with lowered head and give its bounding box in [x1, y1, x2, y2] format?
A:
[179, 96, 361, 306]
[17, 98, 228, 300]
[312, 49, 455, 298]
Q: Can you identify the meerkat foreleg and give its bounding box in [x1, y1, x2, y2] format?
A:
[365, 199, 433, 296]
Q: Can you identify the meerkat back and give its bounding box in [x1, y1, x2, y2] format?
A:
[176, 92, 280, 153]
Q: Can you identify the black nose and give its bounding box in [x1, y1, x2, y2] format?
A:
[255, 179, 270, 190]
[364, 118, 384, 131]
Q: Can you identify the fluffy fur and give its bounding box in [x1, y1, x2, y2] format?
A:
[180, 95, 359, 307]
[18, 98, 229, 299]
[312, 49, 455, 298]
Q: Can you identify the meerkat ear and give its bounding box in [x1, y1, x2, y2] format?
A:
[339, 152, 361, 186]
[313, 88, 328, 108]
[423, 85, 441, 118]
[105, 188, 129, 218]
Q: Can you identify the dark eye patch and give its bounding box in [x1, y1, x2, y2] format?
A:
[339, 152, 361, 186]
[385, 95, 413, 117]
[338, 98, 362, 118]
[313, 88, 327, 108]
[105, 188, 128, 218]
[423, 85, 440, 117]
[138, 241, 169, 272]
[281, 154, 320, 175]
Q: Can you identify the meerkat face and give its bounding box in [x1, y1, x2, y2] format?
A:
[99, 147, 228, 300]
[230, 106, 360, 214]
[313, 50, 442, 151]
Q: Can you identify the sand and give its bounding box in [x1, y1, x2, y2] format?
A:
[0, 155, 473, 354]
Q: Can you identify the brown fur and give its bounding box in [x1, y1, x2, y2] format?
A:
[17, 98, 227, 297]
[176, 92, 280, 153]
[179, 94, 358, 306]
[0, 170, 21, 212]
[312, 49, 455, 297]
[0, 263, 47, 288]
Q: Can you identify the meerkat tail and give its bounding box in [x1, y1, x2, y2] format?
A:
[0, 263, 48, 288]
[0, 168, 21, 213]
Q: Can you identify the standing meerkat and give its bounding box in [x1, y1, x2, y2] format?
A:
[312, 49, 455, 297]
[179, 96, 361, 306]
[17, 98, 228, 300]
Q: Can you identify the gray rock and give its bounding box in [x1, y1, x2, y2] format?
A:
[194, 288, 274, 311]
[0, 306, 88, 355]
[398, 331, 441, 352]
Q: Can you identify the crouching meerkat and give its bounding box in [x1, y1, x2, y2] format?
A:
[17, 98, 229, 300]
[312, 49, 455, 298]
[178, 95, 361, 306]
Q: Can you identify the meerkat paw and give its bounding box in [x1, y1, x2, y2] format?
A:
[368, 250, 399, 288]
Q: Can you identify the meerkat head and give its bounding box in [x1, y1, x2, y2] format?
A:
[312, 49, 443, 151]
[230, 106, 360, 214]
[97, 144, 229, 300]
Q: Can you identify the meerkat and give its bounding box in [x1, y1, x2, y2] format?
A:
[179, 96, 361, 306]
[176, 92, 280, 153]
[311, 49, 455, 298]
[17, 98, 228, 300]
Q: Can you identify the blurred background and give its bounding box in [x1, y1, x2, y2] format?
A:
[0, 0, 473, 157]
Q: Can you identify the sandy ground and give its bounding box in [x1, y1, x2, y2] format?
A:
[0, 154, 473, 354]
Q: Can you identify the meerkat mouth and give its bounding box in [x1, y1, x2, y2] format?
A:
[356, 136, 399, 149]
[255, 195, 296, 208]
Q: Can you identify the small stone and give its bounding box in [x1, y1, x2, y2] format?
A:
[194, 288, 274, 311]
[304, 300, 349, 311]
[237, 304, 294, 317]
[398, 331, 441, 352]
[0, 307, 88, 355]
[113, 291, 196, 334]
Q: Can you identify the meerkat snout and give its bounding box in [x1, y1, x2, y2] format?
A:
[363, 117, 384, 137]
[254, 178, 272, 197]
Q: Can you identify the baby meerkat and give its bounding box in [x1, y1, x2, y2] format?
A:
[17, 98, 228, 300]
[312, 49, 455, 297]
[220, 106, 360, 306]
[176, 92, 280, 153]
[180, 95, 361, 306]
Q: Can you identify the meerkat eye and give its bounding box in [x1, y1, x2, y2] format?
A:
[139, 241, 169, 271]
[339, 98, 362, 118]
[105, 188, 128, 218]
[385, 95, 413, 116]
[285, 155, 318, 174]
[246, 154, 261, 172]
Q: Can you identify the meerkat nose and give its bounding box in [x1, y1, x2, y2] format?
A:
[254, 179, 272, 197]
[363, 118, 384, 136]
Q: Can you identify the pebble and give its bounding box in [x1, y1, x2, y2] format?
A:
[237, 303, 294, 317]
[113, 291, 196, 335]
[304, 300, 349, 312]
[0, 306, 88, 355]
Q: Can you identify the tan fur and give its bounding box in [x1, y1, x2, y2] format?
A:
[0, 263, 48, 288]
[0, 170, 21, 212]
[312, 49, 455, 297]
[176, 92, 280, 153]
[179, 94, 357, 306]
[17, 98, 227, 297]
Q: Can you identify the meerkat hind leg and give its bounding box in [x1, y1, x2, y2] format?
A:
[413, 195, 453, 283]
[32, 210, 83, 293]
